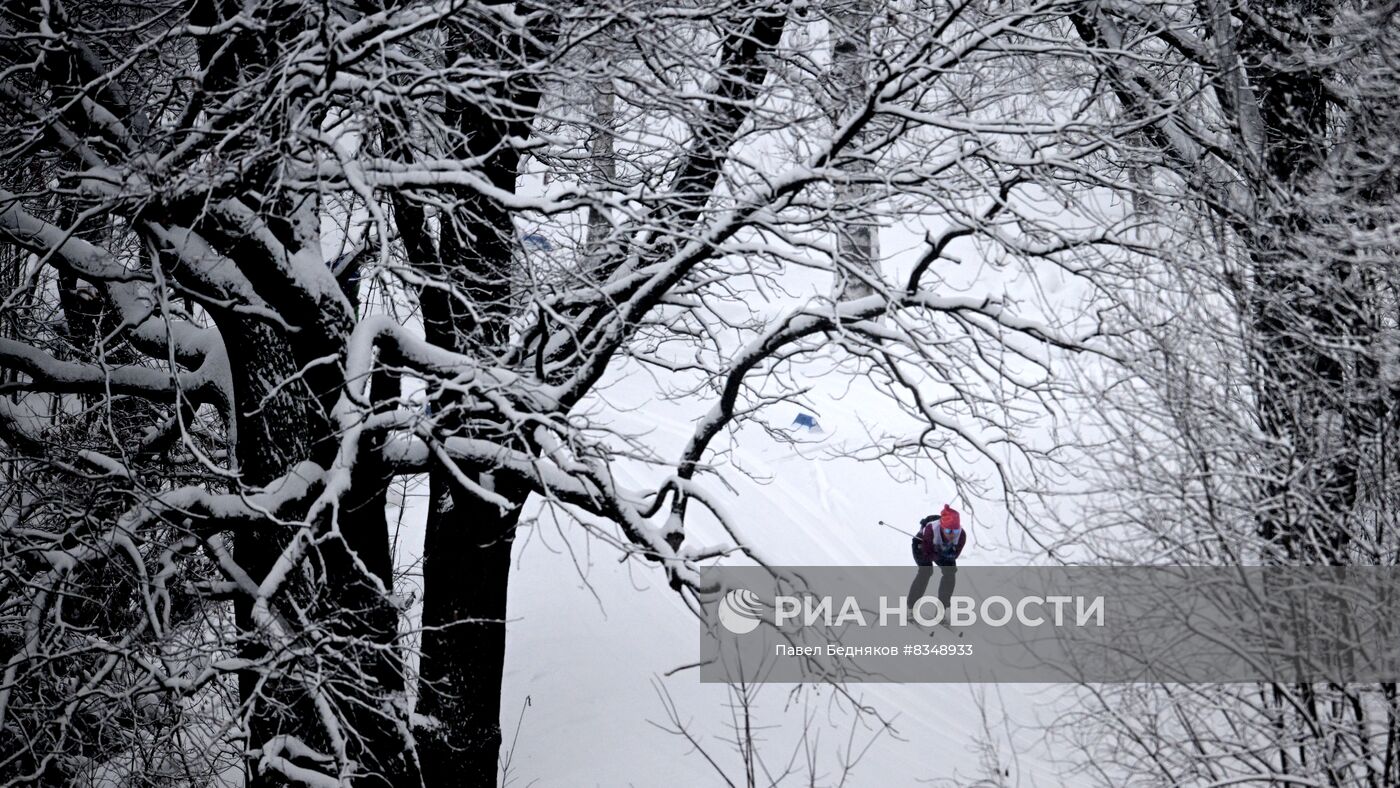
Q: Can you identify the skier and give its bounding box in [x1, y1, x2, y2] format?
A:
[908, 505, 966, 618]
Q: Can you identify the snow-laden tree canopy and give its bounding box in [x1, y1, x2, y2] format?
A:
[0, 0, 1164, 784]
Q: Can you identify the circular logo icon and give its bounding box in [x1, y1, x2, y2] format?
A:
[718, 588, 764, 635]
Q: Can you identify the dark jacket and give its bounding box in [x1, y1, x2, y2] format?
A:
[912, 519, 966, 566]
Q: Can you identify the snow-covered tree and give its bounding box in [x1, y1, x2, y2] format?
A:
[1063, 1, 1400, 783]
[0, 0, 1114, 784]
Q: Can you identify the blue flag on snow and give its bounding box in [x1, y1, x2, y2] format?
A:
[522, 233, 553, 251]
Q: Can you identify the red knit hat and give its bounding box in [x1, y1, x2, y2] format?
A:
[940, 504, 961, 530]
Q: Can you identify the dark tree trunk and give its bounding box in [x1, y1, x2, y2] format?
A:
[415, 469, 524, 787]
[329, 360, 422, 785]
[222, 316, 330, 787]
[326, 444, 422, 785]
[221, 311, 413, 785]
[405, 13, 547, 786]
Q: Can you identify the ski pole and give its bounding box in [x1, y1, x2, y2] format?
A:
[876, 519, 909, 536]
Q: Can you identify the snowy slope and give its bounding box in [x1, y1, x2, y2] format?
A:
[479, 373, 1072, 787]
